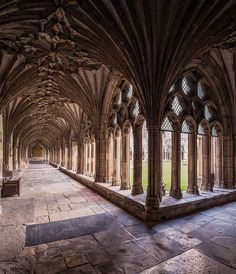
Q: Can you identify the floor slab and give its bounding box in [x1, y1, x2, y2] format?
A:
[1, 163, 236, 273]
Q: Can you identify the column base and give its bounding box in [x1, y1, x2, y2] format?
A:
[95, 175, 105, 182]
[170, 187, 183, 199]
[224, 182, 234, 189]
[145, 195, 160, 221]
[112, 180, 120, 186]
[104, 177, 113, 183]
[131, 184, 143, 195]
[120, 182, 131, 190]
[187, 185, 199, 195]
[200, 185, 213, 192]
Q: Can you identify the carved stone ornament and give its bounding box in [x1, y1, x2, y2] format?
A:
[0, 7, 101, 74]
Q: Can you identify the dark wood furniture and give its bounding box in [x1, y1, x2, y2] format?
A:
[1, 177, 20, 197]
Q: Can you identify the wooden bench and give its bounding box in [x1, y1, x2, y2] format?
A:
[1, 177, 20, 197]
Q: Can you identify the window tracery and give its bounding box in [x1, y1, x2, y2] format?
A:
[164, 73, 223, 136]
[108, 82, 143, 132]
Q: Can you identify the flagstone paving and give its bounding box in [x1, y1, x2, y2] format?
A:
[0, 164, 236, 273]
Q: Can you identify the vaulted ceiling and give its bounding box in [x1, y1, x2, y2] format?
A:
[0, 0, 235, 149]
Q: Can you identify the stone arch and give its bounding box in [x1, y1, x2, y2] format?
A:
[161, 111, 181, 132]
[181, 115, 197, 134]
[198, 119, 211, 135]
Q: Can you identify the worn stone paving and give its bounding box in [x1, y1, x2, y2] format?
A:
[1, 164, 236, 273]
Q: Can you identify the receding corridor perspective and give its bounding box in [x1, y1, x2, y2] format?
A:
[1, 0, 236, 273]
[0, 163, 236, 274]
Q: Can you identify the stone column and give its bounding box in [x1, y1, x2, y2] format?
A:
[217, 136, 224, 187]
[187, 133, 199, 194]
[201, 134, 212, 191]
[61, 145, 65, 167]
[91, 141, 95, 176]
[145, 125, 162, 218]
[105, 134, 113, 183]
[87, 142, 91, 176]
[84, 142, 88, 175]
[222, 135, 234, 188]
[4, 142, 10, 169]
[170, 130, 182, 199]
[13, 146, 17, 171]
[67, 142, 72, 170]
[120, 129, 131, 190]
[198, 137, 203, 177]
[77, 142, 84, 174]
[132, 124, 143, 195]
[17, 147, 21, 169]
[112, 133, 121, 186]
[95, 134, 106, 182]
[57, 149, 59, 165]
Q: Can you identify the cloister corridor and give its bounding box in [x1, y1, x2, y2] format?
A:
[0, 163, 236, 273]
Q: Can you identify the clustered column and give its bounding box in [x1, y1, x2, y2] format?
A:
[131, 124, 143, 195]
[112, 131, 121, 186]
[105, 133, 113, 183]
[67, 141, 72, 170]
[120, 128, 130, 190]
[201, 133, 212, 191]
[145, 125, 162, 216]
[170, 129, 182, 199]
[187, 132, 199, 194]
[61, 145, 65, 167]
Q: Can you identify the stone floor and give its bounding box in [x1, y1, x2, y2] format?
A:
[1, 164, 236, 273]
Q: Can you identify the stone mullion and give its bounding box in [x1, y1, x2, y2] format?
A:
[132, 125, 143, 195]
[120, 131, 131, 190]
[170, 130, 182, 199]
[201, 134, 212, 191]
[187, 133, 199, 195]
[145, 126, 162, 217]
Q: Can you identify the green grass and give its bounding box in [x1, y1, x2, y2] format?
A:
[130, 160, 188, 191]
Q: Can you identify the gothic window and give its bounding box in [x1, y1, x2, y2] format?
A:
[163, 73, 222, 136]
[182, 77, 191, 95]
[109, 82, 143, 131]
[114, 114, 117, 125]
[204, 104, 213, 121]
[117, 92, 122, 105]
[212, 124, 222, 137]
[182, 120, 191, 133]
[169, 84, 175, 93]
[172, 96, 183, 116]
[198, 123, 208, 135]
[161, 116, 174, 131]
[197, 82, 205, 99]
[133, 101, 139, 118]
[127, 85, 133, 99]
